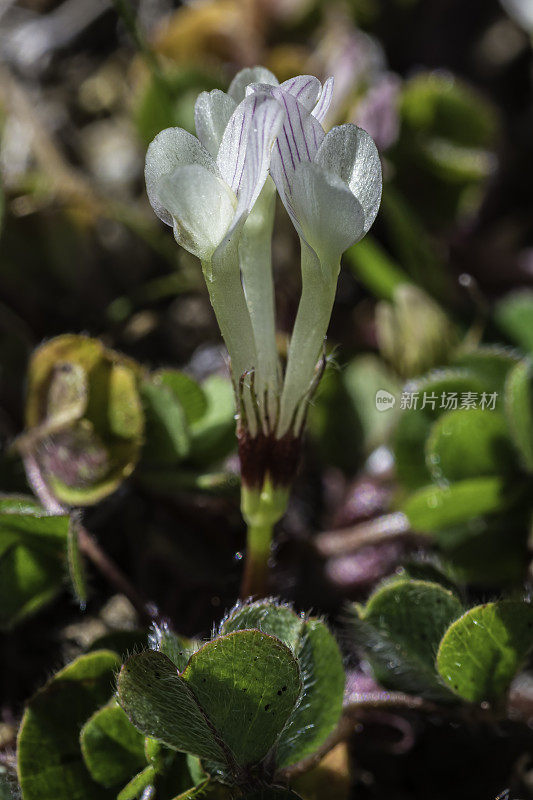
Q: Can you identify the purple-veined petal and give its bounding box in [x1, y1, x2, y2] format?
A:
[228, 66, 278, 103]
[145, 128, 217, 226]
[279, 75, 322, 111]
[315, 124, 382, 235]
[268, 88, 325, 234]
[289, 161, 365, 260]
[312, 76, 334, 124]
[156, 163, 236, 260]
[194, 90, 237, 157]
[216, 92, 285, 232]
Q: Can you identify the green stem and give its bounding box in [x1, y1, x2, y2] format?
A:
[240, 521, 273, 600]
[277, 240, 339, 437]
[240, 179, 280, 429]
[202, 245, 258, 433]
[240, 480, 289, 598]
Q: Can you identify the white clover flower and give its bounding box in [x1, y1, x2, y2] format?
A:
[146, 75, 284, 264]
[246, 74, 381, 265]
[245, 74, 383, 434]
[145, 71, 285, 404]
[145, 65, 382, 468]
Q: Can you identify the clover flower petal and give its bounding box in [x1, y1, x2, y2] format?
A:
[311, 76, 334, 123]
[288, 161, 365, 264]
[194, 89, 237, 158]
[315, 123, 382, 241]
[228, 66, 279, 102]
[156, 164, 236, 262]
[216, 93, 286, 244]
[247, 78, 382, 263]
[145, 127, 215, 229]
[145, 91, 284, 261]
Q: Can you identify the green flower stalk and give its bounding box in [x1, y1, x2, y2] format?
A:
[144, 67, 382, 597]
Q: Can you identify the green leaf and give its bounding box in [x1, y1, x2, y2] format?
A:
[189, 376, 235, 466]
[118, 650, 227, 764]
[402, 477, 508, 532]
[452, 346, 521, 396]
[87, 630, 149, 659]
[220, 601, 304, 651]
[17, 650, 121, 800]
[25, 335, 104, 430]
[436, 601, 533, 704]
[134, 65, 220, 145]
[219, 601, 345, 768]
[150, 624, 202, 671]
[118, 631, 301, 769]
[376, 284, 457, 380]
[108, 364, 144, 440]
[425, 408, 516, 482]
[141, 378, 190, 465]
[275, 620, 345, 768]
[495, 290, 533, 353]
[504, 359, 533, 472]
[350, 579, 463, 700]
[0, 505, 69, 554]
[185, 755, 206, 787]
[80, 700, 146, 788]
[117, 765, 156, 800]
[307, 365, 364, 473]
[393, 74, 497, 230]
[156, 370, 208, 425]
[401, 73, 497, 150]
[436, 515, 529, 587]
[0, 504, 70, 629]
[24, 334, 144, 506]
[393, 370, 485, 489]
[0, 496, 43, 514]
[174, 631, 302, 767]
[342, 355, 401, 453]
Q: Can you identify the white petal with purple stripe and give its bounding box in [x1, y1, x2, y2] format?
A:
[268, 88, 325, 235]
[311, 76, 334, 124]
[216, 92, 285, 241]
[279, 75, 322, 110]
